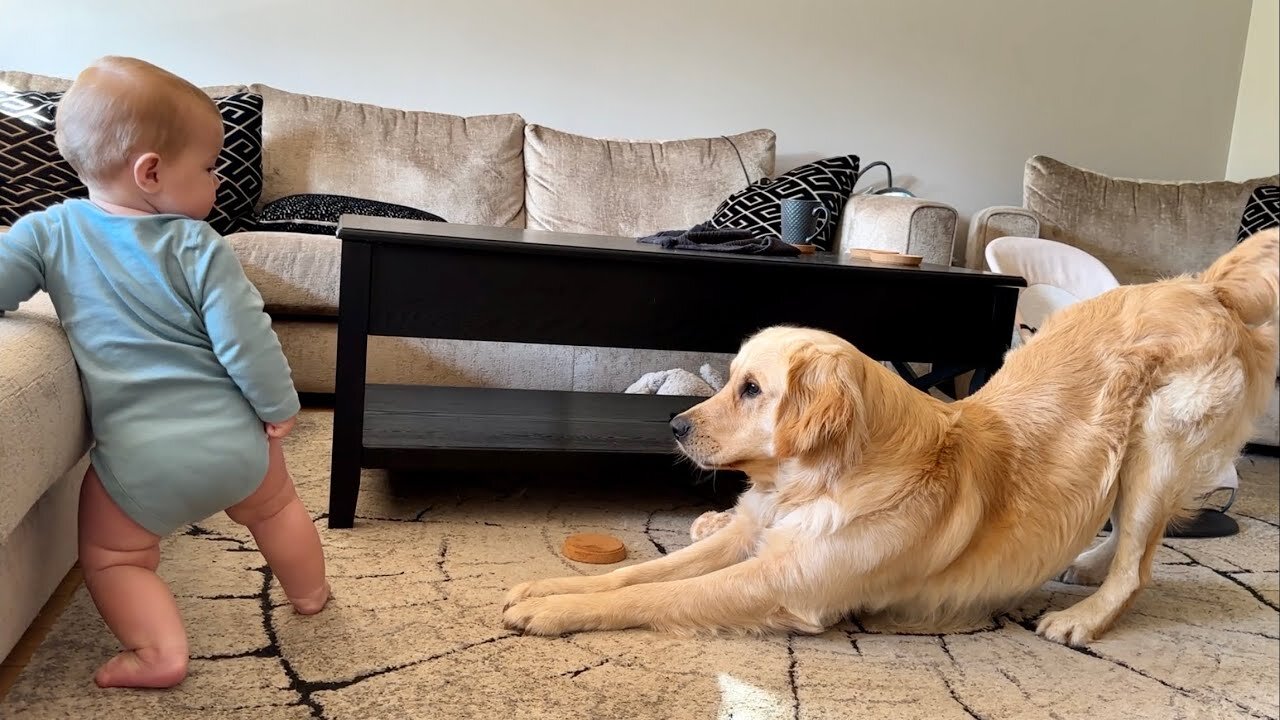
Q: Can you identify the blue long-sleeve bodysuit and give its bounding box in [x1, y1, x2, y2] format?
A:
[0, 199, 300, 535]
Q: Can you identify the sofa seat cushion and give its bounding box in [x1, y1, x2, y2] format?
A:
[524, 125, 776, 237]
[226, 231, 340, 315]
[250, 84, 525, 228]
[1023, 155, 1279, 284]
[0, 293, 90, 540]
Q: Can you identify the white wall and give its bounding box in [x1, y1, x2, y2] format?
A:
[0, 0, 1255, 226]
[1227, 0, 1280, 181]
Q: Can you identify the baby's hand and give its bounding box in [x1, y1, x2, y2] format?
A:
[265, 415, 297, 439]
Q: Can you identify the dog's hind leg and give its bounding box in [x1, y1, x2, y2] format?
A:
[1059, 517, 1119, 586]
[1037, 443, 1172, 646]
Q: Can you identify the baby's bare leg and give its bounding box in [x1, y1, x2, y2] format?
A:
[226, 437, 329, 613]
[78, 467, 189, 688]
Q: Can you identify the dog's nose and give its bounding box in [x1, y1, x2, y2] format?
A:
[670, 415, 693, 440]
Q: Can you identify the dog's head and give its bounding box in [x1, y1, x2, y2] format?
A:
[671, 326, 868, 473]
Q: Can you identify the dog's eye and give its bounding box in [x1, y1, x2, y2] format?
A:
[741, 381, 761, 398]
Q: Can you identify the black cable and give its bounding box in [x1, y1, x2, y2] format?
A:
[721, 135, 753, 186]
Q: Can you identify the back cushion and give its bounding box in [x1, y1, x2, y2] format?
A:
[524, 125, 775, 237]
[251, 84, 526, 227]
[1024, 155, 1280, 284]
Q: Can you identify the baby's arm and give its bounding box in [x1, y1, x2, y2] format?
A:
[190, 226, 300, 425]
[0, 218, 46, 314]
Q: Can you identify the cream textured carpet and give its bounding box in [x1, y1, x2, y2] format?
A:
[3, 410, 1278, 719]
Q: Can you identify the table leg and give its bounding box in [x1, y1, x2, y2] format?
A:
[891, 361, 970, 400]
[970, 286, 1021, 395]
[969, 365, 994, 393]
[328, 241, 372, 529]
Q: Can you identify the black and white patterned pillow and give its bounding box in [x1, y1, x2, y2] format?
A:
[1237, 185, 1279, 242]
[254, 194, 445, 235]
[710, 155, 860, 251]
[207, 93, 264, 234]
[0, 91, 87, 222]
[0, 90, 263, 235]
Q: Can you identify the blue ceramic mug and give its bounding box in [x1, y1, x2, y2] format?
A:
[781, 198, 830, 247]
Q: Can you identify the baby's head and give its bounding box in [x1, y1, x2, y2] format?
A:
[56, 56, 223, 219]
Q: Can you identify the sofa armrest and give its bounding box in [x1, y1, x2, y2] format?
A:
[964, 206, 1042, 270]
[834, 195, 957, 266]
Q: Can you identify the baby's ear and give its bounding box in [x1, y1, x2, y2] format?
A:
[132, 152, 163, 193]
[773, 345, 866, 462]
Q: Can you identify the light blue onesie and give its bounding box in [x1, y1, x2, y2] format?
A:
[0, 199, 300, 535]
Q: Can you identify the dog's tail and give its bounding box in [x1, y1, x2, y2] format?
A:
[1201, 228, 1280, 327]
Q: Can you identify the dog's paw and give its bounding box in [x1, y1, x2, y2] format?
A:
[503, 597, 556, 635]
[1036, 609, 1100, 647]
[504, 576, 613, 610]
[503, 596, 605, 636]
[690, 511, 734, 542]
[503, 581, 539, 611]
[1057, 562, 1108, 586]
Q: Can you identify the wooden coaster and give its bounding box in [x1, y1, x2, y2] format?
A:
[791, 243, 817, 254]
[848, 247, 881, 260]
[562, 533, 627, 564]
[868, 250, 923, 266]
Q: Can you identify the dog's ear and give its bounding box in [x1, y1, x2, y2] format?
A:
[774, 344, 866, 461]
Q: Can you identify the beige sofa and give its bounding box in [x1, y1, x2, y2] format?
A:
[0, 73, 959, 659]
[965, 155, 1280, 449]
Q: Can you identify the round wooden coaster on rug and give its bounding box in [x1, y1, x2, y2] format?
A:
[562, 533, 627, 564]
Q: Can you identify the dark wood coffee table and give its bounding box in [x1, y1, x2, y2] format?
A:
[326, 218, 1025, 528]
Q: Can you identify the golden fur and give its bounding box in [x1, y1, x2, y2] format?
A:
[503, 230, 1279, 647]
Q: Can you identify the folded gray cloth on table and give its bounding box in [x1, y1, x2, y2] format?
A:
[638, 222, 800, 256]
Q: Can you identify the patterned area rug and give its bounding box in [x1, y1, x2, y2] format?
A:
[3, 410, 1277, 719]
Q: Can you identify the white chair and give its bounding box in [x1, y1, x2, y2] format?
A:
[984, 236, 1239, 537]
[984, 235, 1120, 345]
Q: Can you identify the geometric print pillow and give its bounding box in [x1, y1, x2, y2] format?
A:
[1237, 185, 1279, 243]
[0, 90, 88, 224]
[206, 93, 264, 234]
[709, 154, 860, 251]
[0, 90, 263, 235]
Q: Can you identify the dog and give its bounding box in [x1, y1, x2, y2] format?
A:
[503, 230, 1279, 647]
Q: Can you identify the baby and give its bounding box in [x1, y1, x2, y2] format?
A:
[0, 57, 329, 689]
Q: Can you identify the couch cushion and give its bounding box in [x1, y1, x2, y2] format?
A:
[0, 293, 91, 540]
[0, 71, 71, 93]
[1024, 155, 1280, 284]
[226, 231, 340, 315]
[0, 69, 245, 100]
[524, 125, 775, 237]
[250, 84, 525, 228]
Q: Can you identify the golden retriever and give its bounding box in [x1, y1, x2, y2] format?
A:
[503, 229, 1279, 647]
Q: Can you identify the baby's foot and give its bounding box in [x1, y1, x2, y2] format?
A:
[94, 646, 188, 689]
[289, 581, 331, 615]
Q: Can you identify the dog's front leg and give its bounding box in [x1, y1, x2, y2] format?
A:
[504, 514, 757, 609]
[503, 549, 825, 636]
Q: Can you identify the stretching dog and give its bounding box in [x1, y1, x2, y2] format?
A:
[504, 230, 1279, 646]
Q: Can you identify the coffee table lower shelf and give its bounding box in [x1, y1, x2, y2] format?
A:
[357, 384, 704, 470]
